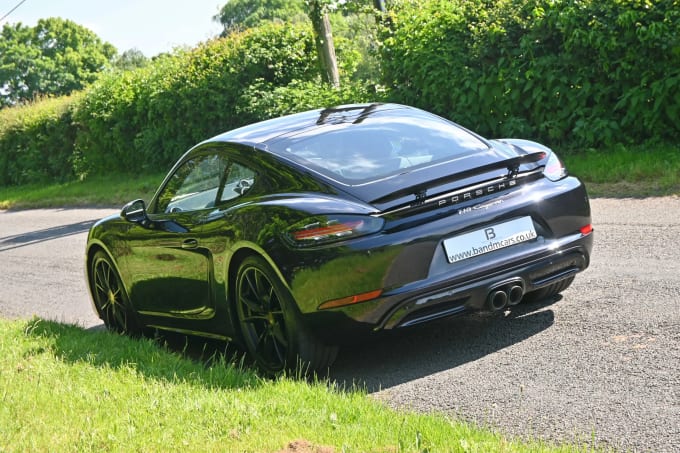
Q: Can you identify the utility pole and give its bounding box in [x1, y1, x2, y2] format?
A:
[308, 0, 340, 88]
[373, 0, 386, 13]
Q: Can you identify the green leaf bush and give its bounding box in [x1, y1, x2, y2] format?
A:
[73, 23, 320, 176]
[2, 2, 679, 187]
[379, 0, 680, 148]
[236, 78, 386, 123]
[0, 95, 79, 185]
[1, 22, 372, 186]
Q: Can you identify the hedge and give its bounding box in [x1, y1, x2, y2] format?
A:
[2, 1, 679, 186]
[72, 23, 321, 176]
[379, 0, 680, 148]
[0, 95, 79, 185]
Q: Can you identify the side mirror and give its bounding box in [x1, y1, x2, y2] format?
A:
[121, 199, 150, 226]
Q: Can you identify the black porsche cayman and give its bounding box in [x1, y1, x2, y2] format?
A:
[86, 103, 593, 373]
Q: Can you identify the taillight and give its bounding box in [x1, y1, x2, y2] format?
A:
[580, 224, 593, 235]
[286, 215, 384, 246]
[543, 151, 568, 181]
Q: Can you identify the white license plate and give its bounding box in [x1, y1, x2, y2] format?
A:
[443, 216, 537, 264]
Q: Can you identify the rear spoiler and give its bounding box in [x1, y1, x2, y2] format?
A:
[370, 151, 546, 205]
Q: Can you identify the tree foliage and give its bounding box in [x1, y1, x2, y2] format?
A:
[0, 18, 116, 108]
[214, 0, 308, 35]
[2, 1, 679, 187]
[113, 49, 149, 71]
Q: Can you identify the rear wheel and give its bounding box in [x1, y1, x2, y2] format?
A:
[523, 276, 575, 303]
[89, 250, 142, 335]
[235, 256, 338, 375]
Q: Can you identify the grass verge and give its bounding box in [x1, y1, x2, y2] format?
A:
[0, 173, 165, 210]
[0, 317, 592, 452]
[562, 143, 680, 197]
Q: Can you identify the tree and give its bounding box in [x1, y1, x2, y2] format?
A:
[113, 48, 149, 71]
[0, 17, 116, 107]
[214, 0, 307, 36]
[214, 0, 388, 86]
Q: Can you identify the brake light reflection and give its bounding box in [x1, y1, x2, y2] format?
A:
[318, 289, 383, 310]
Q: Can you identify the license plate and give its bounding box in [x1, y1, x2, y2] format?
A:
[443, 216, 537, 264]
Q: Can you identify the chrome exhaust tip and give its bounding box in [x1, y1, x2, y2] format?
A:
[487, 290, 508, 311]
[507, 285, 525, 306]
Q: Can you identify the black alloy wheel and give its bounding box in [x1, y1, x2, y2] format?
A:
[235, 256, 338, 375]
[90, 250, 142, 334]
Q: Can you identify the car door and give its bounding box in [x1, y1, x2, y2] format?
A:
[122, 150, 229, 319]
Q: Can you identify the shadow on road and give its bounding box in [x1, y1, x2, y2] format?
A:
[329, 297, 560, 392]
[0, 219, 98, 252]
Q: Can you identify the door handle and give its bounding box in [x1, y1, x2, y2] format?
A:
[181, 238, 198, 249]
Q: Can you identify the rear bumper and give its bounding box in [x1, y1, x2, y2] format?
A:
[303, 230, 592, 342]
[381, 234, 592, 329]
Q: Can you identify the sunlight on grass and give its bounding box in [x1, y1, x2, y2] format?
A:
[0, 173, 165, 210]
[0, 318, 593, 452]
[562, 143, 680, 197]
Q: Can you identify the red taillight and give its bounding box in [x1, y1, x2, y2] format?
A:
[318, 289, 383, 310]
[580, 224, 593, 235]
[287, 215, 384, 247]
[291, 220, 363, 241]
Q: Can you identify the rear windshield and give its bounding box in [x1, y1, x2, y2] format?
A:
[270, 110, 489, 184]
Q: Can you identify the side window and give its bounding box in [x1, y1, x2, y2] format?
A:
[219, 163, 256, 203]
[156, 153, 228, 213]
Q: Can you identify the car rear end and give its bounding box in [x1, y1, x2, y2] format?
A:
[372, 173, 592, 329]
[263, 104, 593, 339]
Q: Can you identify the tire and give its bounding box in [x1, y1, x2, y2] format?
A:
[89, 250, 143, 335]
[235, 255, 338, 375]
[523, 276, 575, 303]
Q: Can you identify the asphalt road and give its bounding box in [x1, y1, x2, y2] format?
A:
[1, 198, 678, 452]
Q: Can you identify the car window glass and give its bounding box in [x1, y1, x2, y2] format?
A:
[156, 153, 228, 213]
[275, 110, 489, 183]
[220, 163, 256, 203]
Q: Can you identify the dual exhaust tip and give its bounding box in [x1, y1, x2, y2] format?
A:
[487, 283, 524, 311]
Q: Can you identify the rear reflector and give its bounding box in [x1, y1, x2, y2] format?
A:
[318, 289, 383, 310]
[580, 224, 593, 235]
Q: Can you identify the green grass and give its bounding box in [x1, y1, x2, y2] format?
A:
[562, 143, 680, 197]
[0, 317, 595, 452]
[0, 172, 165, 210]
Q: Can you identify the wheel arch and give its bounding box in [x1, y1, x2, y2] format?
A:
[224, 242, 296, 329]
[85, 241, 129, 302]
[226, 241, 291, 290]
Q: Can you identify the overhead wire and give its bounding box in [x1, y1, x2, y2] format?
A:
[0, 0, 29, 24]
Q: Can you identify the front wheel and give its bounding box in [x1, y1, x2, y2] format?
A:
[235, 256, 338, 375]
[89, 250, 142, 335]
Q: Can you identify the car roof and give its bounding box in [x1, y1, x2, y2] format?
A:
[209, 103, 408, 147]
[202, 103, 504, 210]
